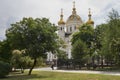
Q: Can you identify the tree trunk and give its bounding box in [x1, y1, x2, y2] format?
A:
[28, 58, 37, 75]
[101, 56, 103, 69]
[21, 66, 24, 73]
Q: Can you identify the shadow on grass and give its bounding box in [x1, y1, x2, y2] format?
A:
[0, 72, 50, 80]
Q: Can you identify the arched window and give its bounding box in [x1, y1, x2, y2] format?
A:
[74, 26, 76, 30]
[70, 27, 72, 32]
[61, 27, 62, 30]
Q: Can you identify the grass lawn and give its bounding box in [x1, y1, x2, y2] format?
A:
[0, 71, 120, 80]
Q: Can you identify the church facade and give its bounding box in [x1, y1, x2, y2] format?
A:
[47, 2, 94, 62]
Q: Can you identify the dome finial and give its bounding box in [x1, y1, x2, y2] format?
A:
[89, 8, 91, 14]
[88, 8, 91, 19]
[60, 8, 63, 19]
[86, 8, 94, 25]
[58, 8, 65, 25]
[73, 1, 75, 8]
[61, 8, 63, 15]
[72, 1, 76, 15]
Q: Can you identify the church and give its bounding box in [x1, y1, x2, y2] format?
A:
[47, 1, 94, 62]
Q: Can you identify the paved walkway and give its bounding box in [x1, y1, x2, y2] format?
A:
[33, 67, 120, 76]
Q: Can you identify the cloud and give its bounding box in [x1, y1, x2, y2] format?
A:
[0, 0, 120, 40]
[86, 0, 120, 22]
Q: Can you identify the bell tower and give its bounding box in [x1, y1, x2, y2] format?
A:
[58, 9, 65, 40]
[86, 8, 94, 26]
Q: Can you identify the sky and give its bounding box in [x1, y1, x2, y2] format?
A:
[0, 0, 120, 40]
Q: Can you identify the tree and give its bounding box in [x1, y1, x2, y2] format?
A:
[72, 24, 94, 50]
[6, 17, 59, 75]
[11, 49, 33, 73]
[0, 61, 12, 78]
[0, 40, 12, 63]
[95, 9, 120, 67]
[11, 50, 22, 72]
[95, 24, 109, 68]
[106, 9, 120, 66]
[57, 38, 67, 59]
[0, 40, 12, 77]
[71, 24, 94, 65]
[72, 39, 87, 65]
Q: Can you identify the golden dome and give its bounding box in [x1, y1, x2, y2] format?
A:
[86, 20, 94, 24]
[68, 14, 81, 21]
[58, 19, 65, 25]
[86, 8, 94, 25]
[66, 1, 82, 24]
[58, 9, 65, 25]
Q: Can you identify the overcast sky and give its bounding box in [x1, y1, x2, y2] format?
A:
[0, 0, 120, 40]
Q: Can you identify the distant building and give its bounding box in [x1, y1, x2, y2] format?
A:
[47, 1, 94, 62]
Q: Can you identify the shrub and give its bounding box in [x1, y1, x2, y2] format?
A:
[0, 61, 12, 78]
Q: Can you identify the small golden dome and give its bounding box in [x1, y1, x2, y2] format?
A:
[58, 20, 65, 25]
[58, 9, 65, 25]
[86, 8, 94, 25]
[86, 20, 94, 24]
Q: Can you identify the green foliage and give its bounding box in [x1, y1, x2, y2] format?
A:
[6, 17, 58, 59]
[11, 50, 33, 69]
[95, 9, 120, 66]
[72, 24, 94, 49]
[0, 40, 12, 63]
[6, 17, 59, 75]
[11, 50, 22, 68]
[57, 50, 67, 59]
[0, 61, 12, 78]
[59, 38, 67, 49]
[36, 57, 46, 67]
[56, 38, 67, 59]
[71, 24, 94, 64]
[95, 24, 109, 55]
[20, 56, 34, 68]
[72, 39, 87, 63]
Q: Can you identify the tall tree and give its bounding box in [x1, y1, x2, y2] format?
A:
[72, 24, 94, 50]
[0, 40, 12, 63]
[106, 9, 120, 66]
[95, 24, 109, 68]
[71, 24, 94, 65]
[6, 17, 59, 75]
[95, 9, 120, 67]
[72, 39, 87, 65]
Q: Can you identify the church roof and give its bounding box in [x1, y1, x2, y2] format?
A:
[66, 14, 82, 23]
[66, 1, 82, 25]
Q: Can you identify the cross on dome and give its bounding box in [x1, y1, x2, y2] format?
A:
[73, 1, 75, 8]
[61, 8, 63, 15]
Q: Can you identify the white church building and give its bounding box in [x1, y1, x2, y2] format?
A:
[47, 1, 94, 62]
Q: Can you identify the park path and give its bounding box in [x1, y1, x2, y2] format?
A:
[33, 67, 120, 76]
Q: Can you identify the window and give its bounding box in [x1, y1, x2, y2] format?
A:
[70, 27, 72, 32]
[61, 27, 62, 30]
[74, 26, 76, 30]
